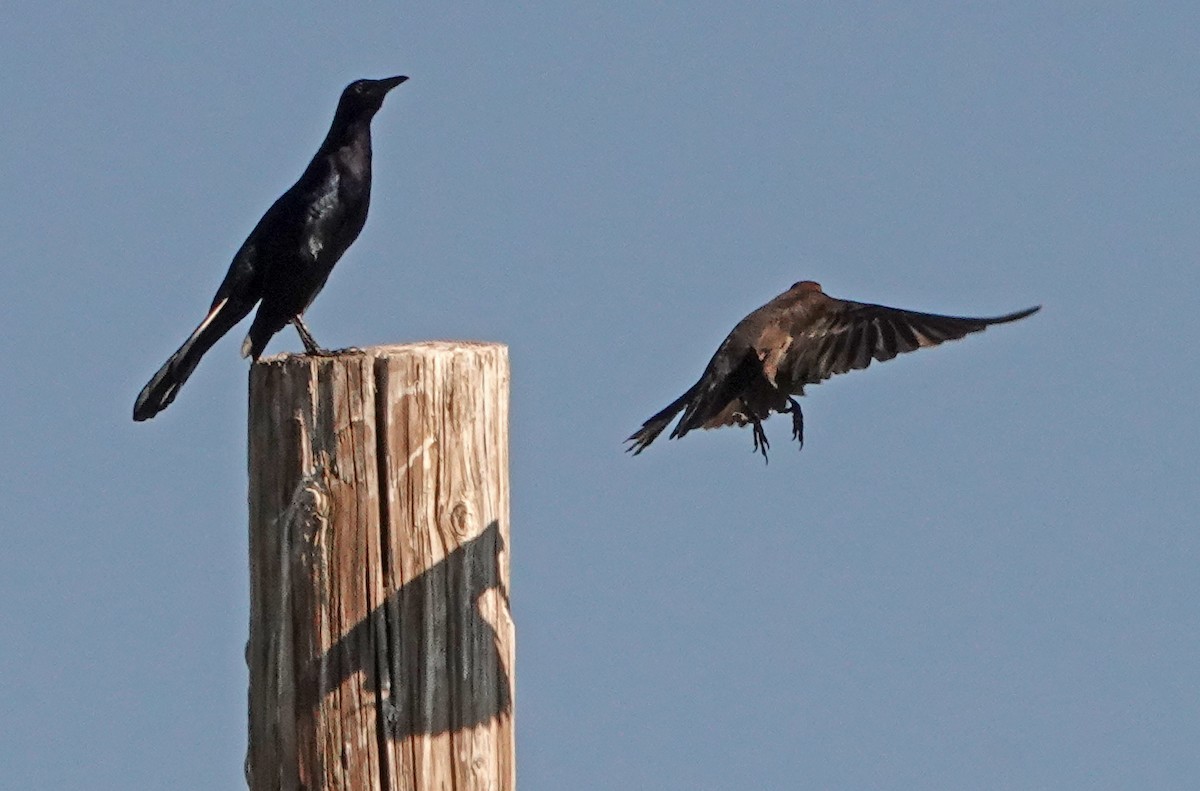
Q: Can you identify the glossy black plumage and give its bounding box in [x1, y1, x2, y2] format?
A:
[626, 280, 1039, 460]
[133, 75, 407, 422]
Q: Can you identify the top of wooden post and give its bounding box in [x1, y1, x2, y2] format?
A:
[255, 340, 507, 364]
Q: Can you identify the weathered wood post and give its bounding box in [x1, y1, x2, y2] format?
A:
[245, 342, 513, 791]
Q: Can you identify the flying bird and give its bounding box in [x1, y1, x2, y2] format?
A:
[626, 280, 1038, 460]
[133, 75, 408, 422]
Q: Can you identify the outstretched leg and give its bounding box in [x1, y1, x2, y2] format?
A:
[750, 418, 770, 463]
[292, 316, 328, 355]
[785, 397, 804, 449]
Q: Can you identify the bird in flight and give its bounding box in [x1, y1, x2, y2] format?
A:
[133, 75, 408, 422]
[626, 280, 1038, 460]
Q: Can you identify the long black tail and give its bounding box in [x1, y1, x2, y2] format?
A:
[133, 297, 254, 421]
[625, 384, 699, 455]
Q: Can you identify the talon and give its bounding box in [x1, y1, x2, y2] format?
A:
[750, 420, 770, 463]
[787, 398, 805, 449]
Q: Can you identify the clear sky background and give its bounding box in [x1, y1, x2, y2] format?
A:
[2, 3, 1198, 789]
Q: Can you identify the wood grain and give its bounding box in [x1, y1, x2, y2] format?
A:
[246, 343, 512, 791]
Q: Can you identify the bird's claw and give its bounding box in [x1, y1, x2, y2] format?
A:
[305, 345, 367, 358]
[751, 420, 770, 463]
[787, 398, 805, 450]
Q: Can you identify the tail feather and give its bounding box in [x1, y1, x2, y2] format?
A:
[132, 298, 253, 421]
[670, 381, 724, 440]
[627, 352, 759, 454]
[625, 385, 699, 455]
[670, 354, 757, 440]
[240, 306, 287, 361]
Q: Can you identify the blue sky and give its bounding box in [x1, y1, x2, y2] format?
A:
[2, 3, 1198, 789]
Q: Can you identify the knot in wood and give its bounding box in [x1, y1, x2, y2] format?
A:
[449, 502, 472, 539]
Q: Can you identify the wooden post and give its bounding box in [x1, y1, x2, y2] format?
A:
[245, 342, 513, 791]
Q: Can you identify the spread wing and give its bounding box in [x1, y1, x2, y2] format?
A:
[780, 299, 1039, 390]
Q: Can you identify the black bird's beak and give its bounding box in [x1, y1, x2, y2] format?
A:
[380, 75, 408, 92]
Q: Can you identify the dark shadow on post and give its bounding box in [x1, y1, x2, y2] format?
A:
[300, 520, 511, 738]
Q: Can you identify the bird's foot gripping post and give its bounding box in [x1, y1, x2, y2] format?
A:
[246, 342, 514, 791]
[291, 317, 366, 358]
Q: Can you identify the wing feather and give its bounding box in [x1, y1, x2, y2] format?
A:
[783, 301, 1038, 390]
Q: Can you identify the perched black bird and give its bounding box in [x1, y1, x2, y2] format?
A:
[133, 75, 408, 422]
[627, 280, 1039, 460]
